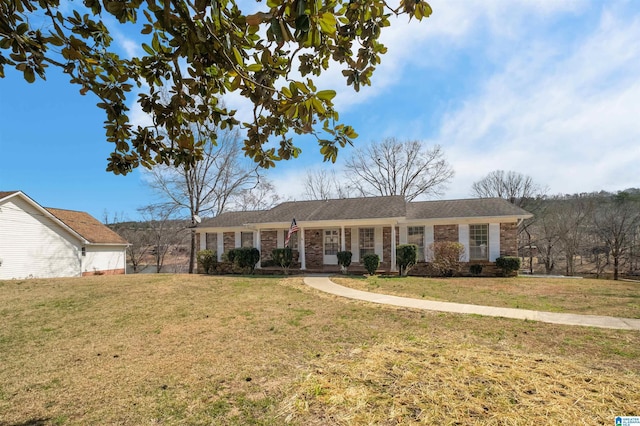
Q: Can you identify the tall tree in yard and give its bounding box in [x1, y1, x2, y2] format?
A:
[344, 138, 454, 201]
[146, 129, 256, 273]
[2, 0, 432, 174]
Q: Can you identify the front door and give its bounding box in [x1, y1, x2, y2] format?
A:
[323, 229, 339, 265]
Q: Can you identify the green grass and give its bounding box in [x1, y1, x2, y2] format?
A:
[0, 274, 639, 425]
[332, 275, 640, 318]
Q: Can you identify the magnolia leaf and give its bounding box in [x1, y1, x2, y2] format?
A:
[316, 89, 336, 101]
[318, 12, 337, 34]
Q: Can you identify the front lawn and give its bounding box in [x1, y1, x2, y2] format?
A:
[0, 274, 638, 425]
[331, 275, 640, 318]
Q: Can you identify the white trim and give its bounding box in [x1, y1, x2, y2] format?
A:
[489, 223, 501, 262]
[300, 227, 306, 269]
[399, 225, 408, 245]
[374, 227, 383, 261]
[277, 229, 284, 248]
[391, 226, 397, 271]
[425, 225, 434, 261]
[217, 232, 224, 261]
[458, 224, 470, 262]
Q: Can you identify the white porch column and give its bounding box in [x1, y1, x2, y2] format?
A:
[299, 227, 306, 270]
[340, 225, 346, 251]
[489, 223, 501, 261]
[425, 225, 434, 261]
[199, 232, 206, 250]
[255, 230, 262, 269]
[217, 232, 224, 261]
[391, 225, 397, 271]
[458, 224, 470, 262]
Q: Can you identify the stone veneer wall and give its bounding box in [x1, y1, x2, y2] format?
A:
[260, 230, 278, 262]
[223, 232, 235, 254]
[305, 229, 324, 268]
[500, 222, 518, 257]
[434, 224, 458, 242]
[344, 228, 352, 252]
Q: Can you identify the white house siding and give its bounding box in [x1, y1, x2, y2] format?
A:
[82, 246, 126, 275]
[0, 197, 81, 279]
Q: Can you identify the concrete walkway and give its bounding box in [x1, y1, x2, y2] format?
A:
[303, 276, 640, 331]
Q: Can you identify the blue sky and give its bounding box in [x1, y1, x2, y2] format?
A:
[1, 0, 639, 221]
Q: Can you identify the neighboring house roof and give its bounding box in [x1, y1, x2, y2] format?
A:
[46, 208, 128, 245]
[200, 196, 532, 228]
[407, 198, 532, 220]
[1, 190, 128, 246]
[0, 191, 20, 200]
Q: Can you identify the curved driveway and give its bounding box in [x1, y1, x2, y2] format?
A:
[303, 276, 640, 331]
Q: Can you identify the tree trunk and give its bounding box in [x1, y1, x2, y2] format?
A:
[189, 230, 196, 274]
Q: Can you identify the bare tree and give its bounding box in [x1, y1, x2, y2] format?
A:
[554, 196, 593, 276]
[303, 169, 349, 200]
[471, 170, 546, 207]
[591, 192, 640, 280]
[138, 204, 188, 273]
[110, 220, 152, 273]
[146, 129, 256, 273]
[233, 178, 282, 211]
[344, 138, 454, 201]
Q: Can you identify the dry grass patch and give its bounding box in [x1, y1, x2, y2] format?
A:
[282, 339, 639, 425]
[332, 275, 640, 318]
[0, 274, 638, 425]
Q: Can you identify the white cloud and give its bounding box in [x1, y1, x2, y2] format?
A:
[436, 4, 640, 197]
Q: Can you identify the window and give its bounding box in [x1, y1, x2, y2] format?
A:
[359, 228, 375, 258]
[469, 224, 489, 260]
[81, 247, 86, 257]
[241, 232, 253, 248]
[324, 230, 339, 255]
[206, 233, 217, 251]
[407, 226, 425, 261]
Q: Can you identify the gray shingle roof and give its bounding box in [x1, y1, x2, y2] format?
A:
[199, 196, 531, 228]
[407, 198, 532, 220]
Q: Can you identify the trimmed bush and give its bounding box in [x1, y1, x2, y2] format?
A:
[469, 264, 483, 276]
[225, 247, 260, 273]
[337, 251, 352, 274]
[495, 256, 521, 277]
[396, 244, 417, 276]
[272, 247, 293, 274]
[197, 249, 217, 274]
[362, 253, 380, 275]
[427, 242, 465, 277]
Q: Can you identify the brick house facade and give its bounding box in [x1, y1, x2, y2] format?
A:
[196, 196, 532, 273]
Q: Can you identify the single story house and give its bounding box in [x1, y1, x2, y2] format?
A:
[0, 191, 128, 279]
[195, 195, 532, 272]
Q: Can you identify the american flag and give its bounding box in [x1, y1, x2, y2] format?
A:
[285, 218, 299, 246]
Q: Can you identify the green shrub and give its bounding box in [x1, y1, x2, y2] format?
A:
[272, 248, 293, 274]
[197, 249, 217, 274]
[224, 249, 237, 264]
[427, 242, 465, 277]
[396, 244, 417, 276]
[495, 256, 521, 277]
[225, 248, 260, 273]
[337, 251, 352, 274]
[362, 253, 380, 275]
[469, 264, 483, 276]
